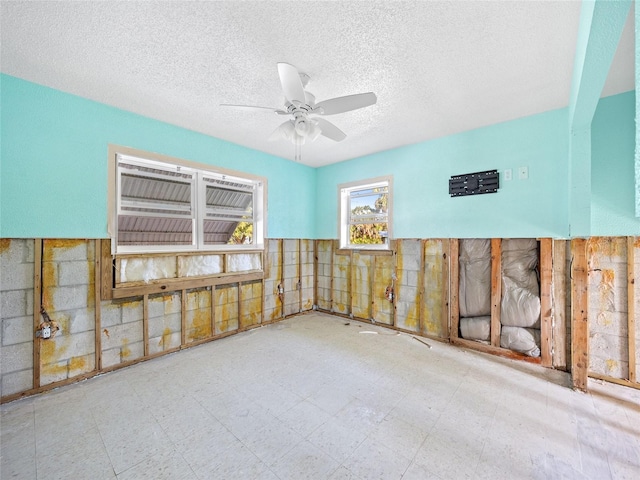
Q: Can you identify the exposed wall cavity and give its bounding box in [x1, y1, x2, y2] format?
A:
[0, 238, 314, 402]
[40, 240, 96, 386]
[0, 239, 34, 396]
[587, 237, 629, 379]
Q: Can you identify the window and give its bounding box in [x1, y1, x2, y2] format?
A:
[339, 176, 392, 249]
[109, 146, 265, 254]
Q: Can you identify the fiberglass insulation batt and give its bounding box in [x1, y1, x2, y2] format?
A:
[499, 239, 541, 356]
[459, 239, 491, 318]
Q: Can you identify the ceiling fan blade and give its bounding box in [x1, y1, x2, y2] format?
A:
[277, 62, 306, 106]
[220, 104, 288, 115]
[313, 92, 377, 115]
[315, 117, 347, 142]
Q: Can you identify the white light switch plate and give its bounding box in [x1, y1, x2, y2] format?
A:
[518, 166, 528, 180]
[504, 169, 512, 181]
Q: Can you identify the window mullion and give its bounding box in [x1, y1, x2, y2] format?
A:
[195, 172, 204, 250]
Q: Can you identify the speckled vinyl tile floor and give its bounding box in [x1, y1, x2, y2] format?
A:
[2, 313, 639, 479]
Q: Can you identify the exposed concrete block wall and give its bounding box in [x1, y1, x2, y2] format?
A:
[587, 238, 629, 379]
[215, 284, 239, 334]
[283, 239, 300, 317]
[395, 239, 422, 332]
[1, 237, 314, 402]
[300, 239, 314, 311]
[372, 254, 394, 325]
[264, 239, 283, 321]
[351, 252, 372, 320]
[423, 239, 448, 338]
[316, 240, 332, 311]
[240, 281, 262, 328]
[101, 298, 144, 368]
[40, 240, 96, 386]
[0, 239, 34, 396]
[332, 253, 351, 315]
[185, 287, 212, 343]
[148, 292, 182, 354]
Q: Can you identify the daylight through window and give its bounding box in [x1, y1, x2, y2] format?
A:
[339, 176, 392, 249]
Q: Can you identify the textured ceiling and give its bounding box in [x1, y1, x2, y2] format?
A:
[1, 1, 634, 168]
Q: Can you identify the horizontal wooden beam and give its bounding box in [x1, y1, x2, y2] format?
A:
[111, 272, 264, 299]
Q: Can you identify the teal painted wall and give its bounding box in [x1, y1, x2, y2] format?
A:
[0, 75, 316, 239]
[591, 90, 640, 235]
[316, 108, 570, 239]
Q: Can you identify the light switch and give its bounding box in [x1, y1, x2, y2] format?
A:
[504, 169, 512, 181]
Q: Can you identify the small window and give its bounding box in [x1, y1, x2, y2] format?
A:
[109, 146, 265, 254]
[339, 176, 392, 249]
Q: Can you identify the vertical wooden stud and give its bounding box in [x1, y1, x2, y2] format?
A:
[392, 240, 398, 327]
[329, 240, 335, 312]
[418, 240, 426, 335]
[449, 239, 460, 340]
[490, 238, 502, 347]
[181, 289, 187, 345]
[280, 239, 285, 319]
[552, 240, 568, 370]
[540, 238, 553, 367]
[628, 237, 636, 383]
[349, 249, 354, 317]
[571, 238, 589, 392]
[33, 239, 42, 389]
[313, 240, 319, 310]
[211, 285, 216, 336]
[441, 239, 451, 338]
[95, 240, 102, 371]
[101, 239, 113, 300]
[298, 239, 303, 314]
[143, 294, 149, 357]
[238, 282, 244, 326]
[370, 255, 377, 321]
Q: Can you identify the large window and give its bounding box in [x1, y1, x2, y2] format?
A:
[109, 146, 265, 254]
[339, 176, 392, 249]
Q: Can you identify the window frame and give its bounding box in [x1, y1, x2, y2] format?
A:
[108, 145, 266, 255]
[338, 175, 393, 250]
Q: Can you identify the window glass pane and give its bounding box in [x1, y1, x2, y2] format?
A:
[349, 187, 388, 224]
[118, 216, 193, 246]
[350, 223, 388, 245]
[119, 163, 193, 216]
[203, 180, 254, 245]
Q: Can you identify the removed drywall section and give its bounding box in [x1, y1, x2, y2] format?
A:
[332, 252, 351, 316]
[283, 239, 300, 317]
[264, 239, 283, 321]
[372, 253, 394, 325]
[101, 298, 144, 368]
[40, 240, 96, 386]
[148, 292, 181, 355]
[500, 239, 541, 357]
[239, 281, 262, 328]
[395, 239, 421, 332]
[214, 284, 239, 334]
[300, 240, 314, 312]
[185, 288, 212, 343]
[422, 239, 449, 338]
[0, 239, 35, 396]
[458, 239, 491, 343]
[351, 252, 373, 320]
[316, 240, 333, 312]
[588, 237, 629, 379]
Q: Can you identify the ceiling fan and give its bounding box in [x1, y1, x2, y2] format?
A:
[221, 63, 377, 149]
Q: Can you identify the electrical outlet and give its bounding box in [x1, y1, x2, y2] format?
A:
[518, 166, 528, 180]
[41, 326, 51, 339]
[504, 169, 512, 181]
